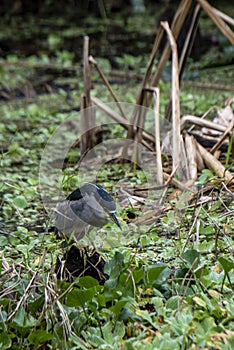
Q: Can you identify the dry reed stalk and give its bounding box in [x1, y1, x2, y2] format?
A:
[122, 0, 194, 163]
[80, 36, 96, 156]
[126, 26, 164, 142]
[178, 3, 201, 73]
[7, 270, 38, 321]
[196, 142, 233, 184]
[185, 134, 198, 181]
[180, 134, 189, 181]
[141, 87, 163, 184]
[151, 0, 192, 88]
[196, 146, 205, 171]
[161, 21, 182, 180]
[153, 88, 163, 185]
[214, 150, 221, 159]
[0, 253, 15, 279]
[133, 207, 171, 225]
[210, 115, 234, 154]
[83, 36, 91, 107]
[121, 25, 164, 161]
[91, 96, 155, 149]
[165, 3, 201, 120]
[212, 8, 234, 27]
[197, 0, 234, 46]
[157, 166, 178, 206]
[134, 105, 146, 164]
[180, 115, 227, 133]
[91, 96, 128, 128]
[89, 55, 127, 120]
[163, 172, 196, 193]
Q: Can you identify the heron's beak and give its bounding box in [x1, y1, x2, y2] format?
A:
[109, 212, 121, 229]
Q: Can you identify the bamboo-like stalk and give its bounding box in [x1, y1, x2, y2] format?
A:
[165, 3, 201, 121]
[151, 0, 192, 88]
[121, 26, 165, 161]
[83, 36, 91, 107]
[80, 36, 96, 156]
[91, 96, 155, 150]
[153, 88, 163, 185]
[210, 115, 234, 154]
[161, 21, 182, 180]
[185, 134, 198, 181]
[128, 26, 165, 139]
[180, 134, 189, 181]
[197, 0, 234, 46]
[89, 55, 127, 121]
[179, 3, 201, 73]
[144, 87, 163, 185]
[196, 144, 205, 171]
[212, 8, 234, 27]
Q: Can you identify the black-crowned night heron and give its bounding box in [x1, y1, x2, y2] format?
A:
[53, 183, 121, 240]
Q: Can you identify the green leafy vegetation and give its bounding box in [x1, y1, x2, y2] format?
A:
[0, 1, 234, 349]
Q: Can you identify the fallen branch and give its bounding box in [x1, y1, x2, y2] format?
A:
[181, 115, 226, 133]
[196, 142, 233, 184]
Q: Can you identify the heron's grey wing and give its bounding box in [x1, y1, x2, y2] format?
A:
[54, 200, 87, 239]
[53, 193, 109, 239]
[81, 193, 109, 227]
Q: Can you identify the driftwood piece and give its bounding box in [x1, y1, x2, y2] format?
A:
[196, 142, 233, 184]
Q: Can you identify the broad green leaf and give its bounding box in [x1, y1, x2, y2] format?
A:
[182, 249, 200, 268]
[0, 331, 11, 349]
[218, 257, 234, 274]
[135, 309, 157, 329]
[104, 252, 125, 278]
[28, 329, 54, 346]
[77, 276, 99, 288]
[66, 287, 96, 307]
[13, 195, 28, 209]
[145, 264, 169, 285]
[133, 268, 144, 284]
[109, 298, 130, 316]
[12, 306, 37, 331]
[193, 296, 207, 308]
[166, 296, 181, 310]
